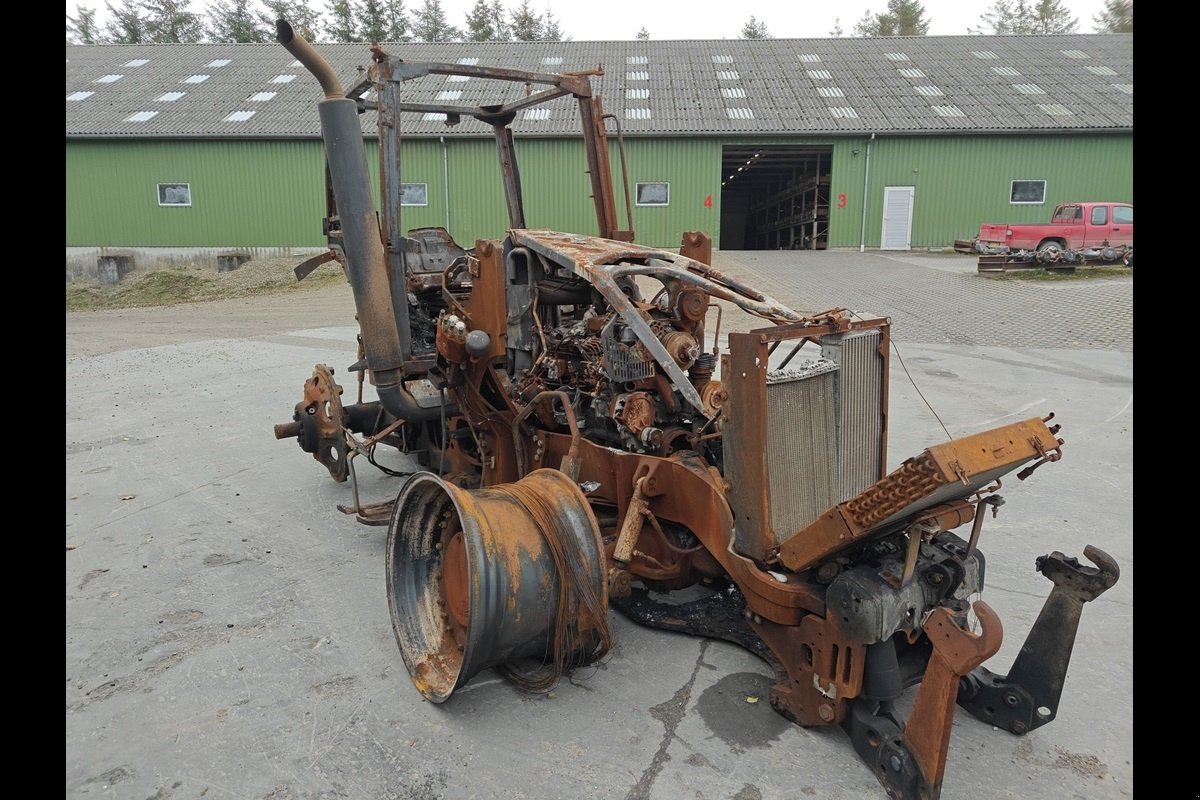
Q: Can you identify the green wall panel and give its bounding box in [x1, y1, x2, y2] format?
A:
[620, 139, 724, 247]
[67, 133, 1132, 251]
[834, 134, 1133, 248]
[67, 139, 328, 247]
[386, 137, 726, 248]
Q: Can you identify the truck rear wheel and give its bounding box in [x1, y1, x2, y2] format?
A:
[1036, 240, 1065, 265]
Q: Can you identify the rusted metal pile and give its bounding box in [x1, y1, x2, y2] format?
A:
[955, 239, 1133, 272]
[269, 22, 1119, 800]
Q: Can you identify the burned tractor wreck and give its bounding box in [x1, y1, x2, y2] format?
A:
[270, 22, 1118, 800]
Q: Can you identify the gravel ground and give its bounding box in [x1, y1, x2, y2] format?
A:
[66, 257, 358, 358]
[66, 256, 347, 313]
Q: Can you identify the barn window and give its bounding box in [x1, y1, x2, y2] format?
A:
[400, 183, 428, 206]
[1010, 180, 1046, 205]
[157, 183, 191, 207]
[635, 182, 669, 207]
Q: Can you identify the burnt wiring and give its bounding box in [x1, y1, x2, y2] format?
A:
[367, 442, 413, 477]
[849, 310, 951, 441]
[364, 406, 415, 477]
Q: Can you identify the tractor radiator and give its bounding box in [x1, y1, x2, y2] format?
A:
[724, 320, 889, 561]
[821, 329, 886, 501]
[764, 359, 841, 543]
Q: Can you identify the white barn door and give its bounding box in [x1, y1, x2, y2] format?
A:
[881, 186, 915, 250]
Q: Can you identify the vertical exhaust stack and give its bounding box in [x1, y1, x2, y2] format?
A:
[277, 20, 430, 418]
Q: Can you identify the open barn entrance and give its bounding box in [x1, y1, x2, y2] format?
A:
[719, 145, 833, 250]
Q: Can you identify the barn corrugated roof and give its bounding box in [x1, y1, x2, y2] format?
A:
[65, 34, 1132, 139]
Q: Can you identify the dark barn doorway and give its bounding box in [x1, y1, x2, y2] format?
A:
[719, 145, 833, 250]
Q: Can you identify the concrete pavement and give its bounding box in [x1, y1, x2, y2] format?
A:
[66, 249, 1132, 800]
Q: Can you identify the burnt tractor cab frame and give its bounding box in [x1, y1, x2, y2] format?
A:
[270, 22, 1119, 800]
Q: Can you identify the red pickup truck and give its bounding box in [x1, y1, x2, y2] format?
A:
[970, 201, 1134, 255]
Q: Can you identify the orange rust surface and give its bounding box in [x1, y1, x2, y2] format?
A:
[679, 231, 712, 266]
[924, 417, 1060, 479]
[905, 602, 1003, 788]
[778, 418, 1061, 572]
[539, 433, 825, 621]
[441, 531, 471, 627]
[463, 241, 509, 361]
[751, 613, 864, 727]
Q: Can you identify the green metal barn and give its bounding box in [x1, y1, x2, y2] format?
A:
[65, 34, 1132, 277]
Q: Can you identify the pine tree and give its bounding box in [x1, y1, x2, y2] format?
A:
[261, 0, 324, 42]
[67, 4, 101, 43]
[489, 0, 509, 39]
[326, 0, 358, 41]
[829, 17, 844, 36]
[740, 16, 770, 39]
[968, 0, 1012, 34]
[413, 0, 460, 40]
[103, 0, 147, 43]
[464, 0, 498, 40]
[358, 0, 391, 41]
[143, 0, 204, 42]
[635, 26, 649, 40]
[889, 0, 930, 34]
[509, 0, 541, 40]
[1029, 0, 1077, 33]
[854, 0, 929, 35]
[208, 0, 268, 42]
[971, 0, 1075, 34]
[1093, 0, 1131, 32]
[542, 7, 565, 40]
[387, 0, 411, 40]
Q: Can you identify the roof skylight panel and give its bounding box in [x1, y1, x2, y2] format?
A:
[1037, 103, 1073, 115]
[932, 105, 966, 117]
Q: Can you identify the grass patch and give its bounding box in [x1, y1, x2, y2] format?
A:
[980, 265, 1132, 281]
[66, 258, 347, 311]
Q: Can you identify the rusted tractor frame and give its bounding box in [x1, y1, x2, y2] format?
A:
[270, 23, 1119, 800]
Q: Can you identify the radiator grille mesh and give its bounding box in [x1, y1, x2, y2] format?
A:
[765, 360, 839, 544]
[822, 329, 885, 501]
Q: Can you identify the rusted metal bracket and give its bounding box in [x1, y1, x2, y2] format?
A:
[613, 477, 650, 564]
[901, 601, 1003, 797]
[512, 390, 583, 481]
[957, 545, 1118, 735]
[336, 416, 410, 525]
[965, 495, 1004, 558]
[293, 250, 338, 281]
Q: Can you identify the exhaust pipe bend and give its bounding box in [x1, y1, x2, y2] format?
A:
[377, 382, 450, 424]
[277, 20, 457, 426]
[276, 20, 344, 100]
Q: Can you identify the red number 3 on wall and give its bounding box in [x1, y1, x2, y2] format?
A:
[837, 193, 847, 208]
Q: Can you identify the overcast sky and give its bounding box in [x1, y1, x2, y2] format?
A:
[69, 0, 1116, 39]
